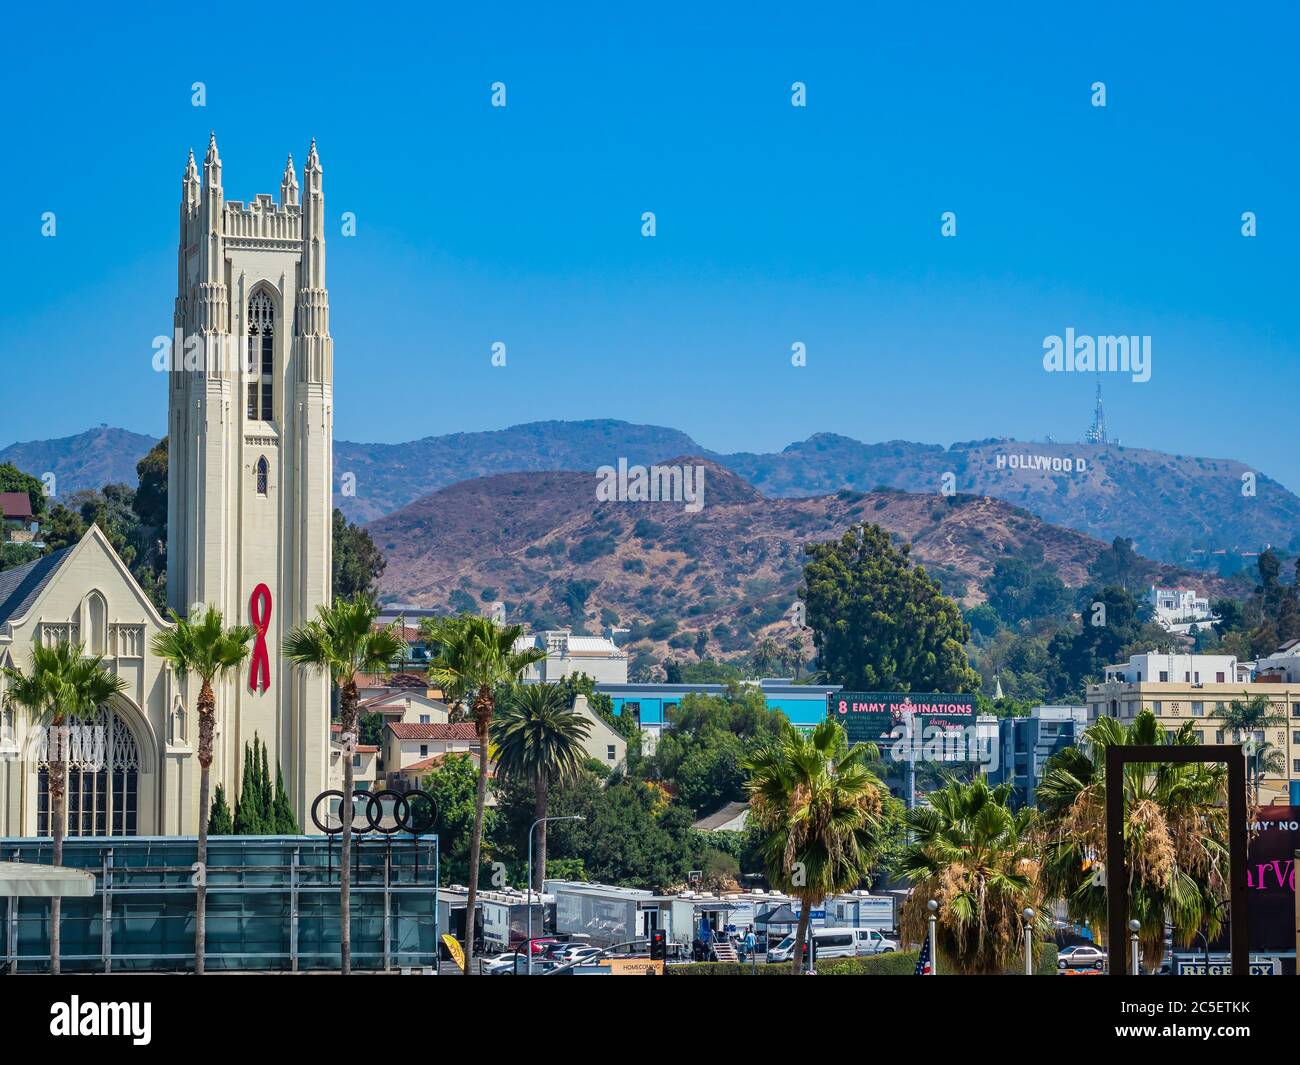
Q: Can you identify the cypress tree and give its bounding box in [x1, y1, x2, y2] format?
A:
[272, 762, 301, 834]
[208, 783, 234, 835]
[234, 740, 265, 834]
[259, 737, 273, 818]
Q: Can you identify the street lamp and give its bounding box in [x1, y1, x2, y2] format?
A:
[527, 815, 584, 975]
[927, 899, 938, 976]
[1128, 919, 1141, 976]
[1022, 908, 1035, 975]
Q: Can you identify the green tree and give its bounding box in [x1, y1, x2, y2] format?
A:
[800, 524, 978, 692]
[150, 605, 253, 975]
[42, 503, 86, 553]
[422, 753, 498, 885]
[133, 438, 168, 528]
[234, 739, 267, 834]
[332, 509, 387, 601]
[492, 683, 591, 890]
[208, 784, 234, 834]
[1218, 694, 1287, 803]
[743, 719, 890, 974]
[426, 614, 544, 974]
[896, 777, 1046, 974]
[283, 595, 404, 975]
[1038, 712, 1230, 968]
[1, 642, 126, 974]
[0, 461, 48, 521]
[271, 761, 300, 834]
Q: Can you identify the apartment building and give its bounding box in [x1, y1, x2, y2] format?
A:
[1087, 651, 1300, 804]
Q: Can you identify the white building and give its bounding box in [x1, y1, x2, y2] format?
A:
[1100, 652, 1239, 686]
[1148, 585, 1213, 631]
[514, 630, 628, 685]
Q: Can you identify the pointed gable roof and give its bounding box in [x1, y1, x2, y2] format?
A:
[0, 547, 74, 627]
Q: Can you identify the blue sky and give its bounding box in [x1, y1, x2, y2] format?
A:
[1, 2, 1297, 489]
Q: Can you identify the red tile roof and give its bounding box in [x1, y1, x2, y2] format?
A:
[388, 722, 477, 740]
[0, 493, 34, 520]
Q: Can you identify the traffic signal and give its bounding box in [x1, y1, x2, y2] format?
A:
[649, 929, 666, 960]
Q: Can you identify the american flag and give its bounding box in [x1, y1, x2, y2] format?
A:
[914, 933, 932, 975]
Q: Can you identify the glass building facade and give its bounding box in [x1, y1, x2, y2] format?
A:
[0, 834, 439, 973]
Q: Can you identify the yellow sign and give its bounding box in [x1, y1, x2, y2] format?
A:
[601, 958, 664, 976]
[442, 934, 465, 971]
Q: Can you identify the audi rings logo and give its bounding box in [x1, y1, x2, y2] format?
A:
[311, 788, 438, 836]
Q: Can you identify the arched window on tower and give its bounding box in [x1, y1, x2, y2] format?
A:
[246, 289, 275, 422]
[256, 456, 269, 496]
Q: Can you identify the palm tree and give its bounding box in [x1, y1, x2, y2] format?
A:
[150, 606, 253, 975]
[743, 719, 889, 973]
[283, 596, 404, 975]
[2, 642, 126, 974]
[752, 637, 780, 677]
[492, 683, 591, 891]
[1218, 693, 1286, 803]
[1037, 711, 1230, 969]
[427, 615, 544, 975]
[896, 777, 1047, 974]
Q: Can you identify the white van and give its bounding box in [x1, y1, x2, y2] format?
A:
[766, 926, 897, 963]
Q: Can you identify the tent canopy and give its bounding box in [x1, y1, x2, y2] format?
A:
[0, 861, 95, 898]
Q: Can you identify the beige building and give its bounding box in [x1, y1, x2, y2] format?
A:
[384, 722, 480, 790]
[1, 139, 335, 838]
[515, 630, 628, 685]
[0, 527, 191, 835]
[1086, 652, 1300, 804]
[166, 136, 334, 826]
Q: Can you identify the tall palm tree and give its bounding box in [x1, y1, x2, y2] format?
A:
[743, 719, 889, 973]
[896, 777, 1047, 974]
[283, 596, 404, 975]
[752, 637, 780, 677]
[2, 641, 126, 974]
[492, 682, 591, 891]
[427, 615, 544, 974]
[1038, 711, 1229, 969]
[150, 606, 253, 975]
[1218, 693, 1287, 803]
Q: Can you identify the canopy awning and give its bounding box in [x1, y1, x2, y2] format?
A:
[0, 861, 96, 898]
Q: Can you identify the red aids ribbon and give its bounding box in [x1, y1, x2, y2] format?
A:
[249, 583, 272, 693]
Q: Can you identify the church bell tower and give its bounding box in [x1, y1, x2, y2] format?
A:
[168, 135, 333, 826]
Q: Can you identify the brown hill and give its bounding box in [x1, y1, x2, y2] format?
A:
[368, 460, 1237, 663]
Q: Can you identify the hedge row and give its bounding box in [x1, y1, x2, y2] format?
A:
[667, 944, 1058, 976]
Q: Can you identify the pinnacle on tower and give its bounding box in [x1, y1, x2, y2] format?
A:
[305, 137, 321, 173]
[203, 132, 222, 185]
[281, 153, 300, 206]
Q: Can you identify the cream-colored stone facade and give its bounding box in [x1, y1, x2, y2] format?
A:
[166, 137, 333, 828]
[0, 527, 192, 835]
[0, 138, 333, 838]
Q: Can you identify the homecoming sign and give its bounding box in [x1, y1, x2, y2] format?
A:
[830, 692, 977, 743]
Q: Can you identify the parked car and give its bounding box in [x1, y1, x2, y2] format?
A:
[766, 927, 899, 964]
[484, 954, 558, 975]
[1058, 944, 1107, 970]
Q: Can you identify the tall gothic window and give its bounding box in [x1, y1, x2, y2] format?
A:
[37, 706, 140, 837]
[255, 455, 269, 496]
[246, 290, 275, 422]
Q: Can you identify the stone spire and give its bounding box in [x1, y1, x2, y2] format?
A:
[203, 131, 222, 187]
[301, 139, 325, 290]
[182, 148, 201, 212]
[281, 153, 299, 206]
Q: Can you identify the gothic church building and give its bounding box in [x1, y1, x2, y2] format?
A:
[0, 138, 333, 836]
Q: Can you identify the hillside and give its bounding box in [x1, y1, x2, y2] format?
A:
[0, 427, 159, 498]
[8, 421, 1297, 566]
[366, 461, 1237, 663]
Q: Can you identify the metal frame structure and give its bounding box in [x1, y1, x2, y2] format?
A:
[1104, 744, 1248, 975]
[1, 834, 439, 973]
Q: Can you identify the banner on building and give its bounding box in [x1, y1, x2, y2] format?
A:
[829, 692, 976, 743]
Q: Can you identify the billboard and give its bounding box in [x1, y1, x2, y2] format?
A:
[829, 691, 977, 744]
[1244, 805, 1298, 954]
